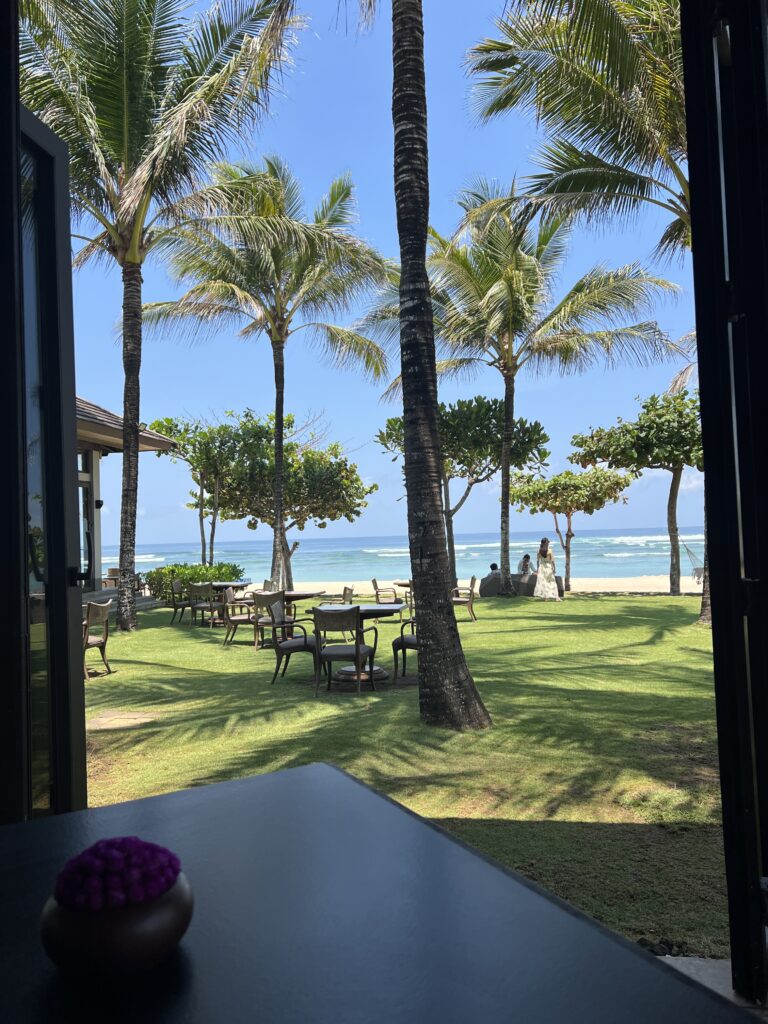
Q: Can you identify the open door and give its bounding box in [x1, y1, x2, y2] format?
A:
[0, 1, 86, 823]
[681, 0, 768, 1003]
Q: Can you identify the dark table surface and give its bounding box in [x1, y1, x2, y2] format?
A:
[0, 764, 750, 1023]
[314, 602, 401, 620]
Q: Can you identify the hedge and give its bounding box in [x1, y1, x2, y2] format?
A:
[145, 563, 246, 603]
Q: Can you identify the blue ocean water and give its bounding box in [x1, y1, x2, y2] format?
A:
[103, 527, 705, 582]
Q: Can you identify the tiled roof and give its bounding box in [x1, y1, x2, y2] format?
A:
[76, 397, 174, 453]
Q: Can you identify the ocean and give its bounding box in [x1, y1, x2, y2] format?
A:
[103, 527, 705, 582]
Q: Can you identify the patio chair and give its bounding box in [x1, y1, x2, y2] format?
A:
[452, 576, 478, 622]
[262, 578, 277, 592]
[371, 578, 404, 621]
[221, 587, 254, 645]
[169, 578, 190, 624]
[105, 567, 119, 588]
[268, 599, 317, 684]
[83, 600, 113, 679]
[392, 618, 419, 679]
[188, 582, 216, 627]
[251, 591, 294, 649]
[312, 606, 378, 696]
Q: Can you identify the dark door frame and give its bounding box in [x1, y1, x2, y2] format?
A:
[0, 0, 27, 824]
[681, 0, 768, 1003]
[20, 107, 88, 817]
[0, 0, 86, 822]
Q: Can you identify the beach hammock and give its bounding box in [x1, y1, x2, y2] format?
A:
[683, 541, 704, 585]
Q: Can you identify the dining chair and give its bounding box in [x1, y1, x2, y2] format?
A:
[221, 587, 253, 645]
[268, 599, 317, 684]
[83, 600, 113, 679]
[311, 607, 378, 696]
[392, 618, 419, 678]
[169, 578, 190, 624]
[451, 576, 478, 621]
[188, 582, 216, 627]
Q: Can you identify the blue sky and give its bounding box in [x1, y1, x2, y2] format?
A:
[73, 1, 702, 547]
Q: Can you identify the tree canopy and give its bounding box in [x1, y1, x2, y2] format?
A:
[509, 468, 630, 588]
[217, 411, 375, 586]
[468, 0, 689, 257]
[570, 391, 703, 595]
[571, 391, 703, 475]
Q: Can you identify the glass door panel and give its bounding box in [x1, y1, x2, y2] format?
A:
[20, 145, 52, 813]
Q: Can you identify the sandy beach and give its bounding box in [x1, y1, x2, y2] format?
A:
[295, 575, 702, 596]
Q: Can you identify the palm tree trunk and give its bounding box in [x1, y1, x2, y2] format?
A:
[441, 467, 458, 586]
[197, 477, 207, 566]
[498, 372, 515, 596]
[391, 0, 491, 731]
[667, 465, 683, 596]
[208, 476, 219, 566]
[117, 261, 143, 631]
[282, 535, 297, 590]
[270, 334, 286, 587]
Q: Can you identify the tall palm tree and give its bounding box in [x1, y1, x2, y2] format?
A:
[262, 0, 491, 729]
[468, 0, 689, 258]
[145, 159, 388, 586]
[367, 185, 677, 594]
[469, 2, 716, 623]
[19, 0, 296, 629]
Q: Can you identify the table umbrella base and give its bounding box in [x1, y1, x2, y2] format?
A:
[333, 664, 389, 684]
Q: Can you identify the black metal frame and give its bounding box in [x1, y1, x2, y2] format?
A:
[0, 0, 86, 821]
[0, 0, 27, 824]
[681, 0, 768, 1003]
[20, 108, 88, 816]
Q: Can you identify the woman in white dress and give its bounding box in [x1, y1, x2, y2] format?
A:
[534, 537, 561, 601]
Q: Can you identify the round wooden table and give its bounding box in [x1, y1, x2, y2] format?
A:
[314, 603, 401, 682]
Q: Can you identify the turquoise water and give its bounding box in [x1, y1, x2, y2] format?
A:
[103, 527, 705, 582]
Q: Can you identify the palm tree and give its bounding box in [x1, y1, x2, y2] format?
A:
[260, 0, 492, 729]
[468, 0, 689, 258]
[19, 0, 296, 629]
[367, 185, 677, 594]
[144, 159, 388, 586]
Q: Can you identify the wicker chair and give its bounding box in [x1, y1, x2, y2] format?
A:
[452, 576, 478, 621]
[371, 578, 404, 621]
[392, 618, 419, 678]
[169, 579, 190, 624]
[188, 582, 216, 626]
[312, 606, 378, 696]
[83, 600, 113, 679]
[268, 599, 317, 684]
[250, 591, 294, 649]
[221, 587, 253, 645]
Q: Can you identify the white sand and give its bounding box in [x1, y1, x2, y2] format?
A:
[292, 575, 702, 596]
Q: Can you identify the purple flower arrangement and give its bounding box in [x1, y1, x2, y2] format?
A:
[54, 837, 181, 913]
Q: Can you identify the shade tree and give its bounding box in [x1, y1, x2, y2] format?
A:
[149, 417, 239, 566]
[508, 469, 631, 590]
[217, 411, 375, 589]
[378, 397, 550, 584]
[571, 391, 704, 595]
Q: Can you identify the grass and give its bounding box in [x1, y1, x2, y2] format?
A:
[86, 594, 726, 956]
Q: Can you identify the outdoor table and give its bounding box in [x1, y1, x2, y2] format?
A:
[314, 603, 401, 682]
[0, 763, 750, 1024]
[211, 580, 251, 592]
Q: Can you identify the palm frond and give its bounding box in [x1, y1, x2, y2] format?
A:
[305, 324, 388, 381]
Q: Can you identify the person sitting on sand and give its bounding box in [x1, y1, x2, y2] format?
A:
[517, 554, 533, 577]
[489, 562, 500, 575]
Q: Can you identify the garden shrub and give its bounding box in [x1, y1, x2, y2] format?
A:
[145, 563, 245, 603]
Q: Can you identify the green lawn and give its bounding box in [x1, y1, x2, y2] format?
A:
[86, 595, 726, 956]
